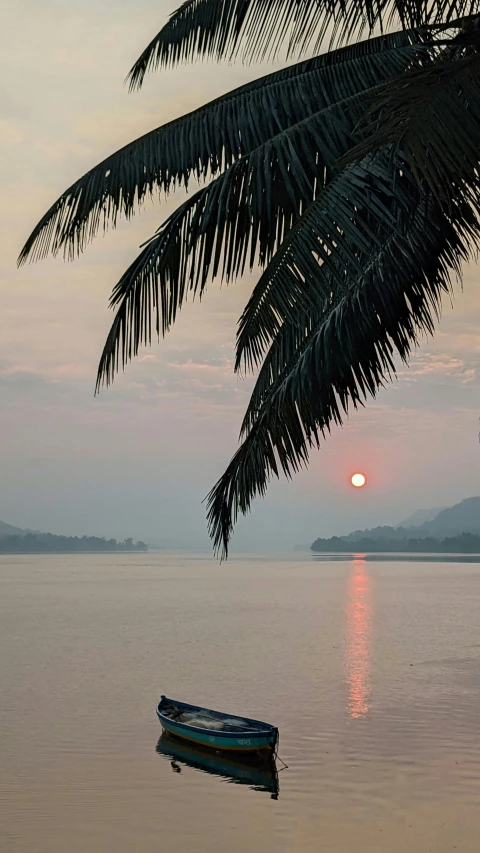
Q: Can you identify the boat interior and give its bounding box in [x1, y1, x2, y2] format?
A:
[161, 702, 268, 733]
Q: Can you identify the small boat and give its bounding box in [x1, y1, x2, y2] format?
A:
[156, 695, 278, 754]
[156, 734, 279, 797]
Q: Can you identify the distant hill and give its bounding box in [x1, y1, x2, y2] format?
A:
[311, 496, 480, 553]
[399, 506, 448, 528]
[418, 497, 480, 537]
[0, 518, 147, 553]
[0, 519, 27, 537]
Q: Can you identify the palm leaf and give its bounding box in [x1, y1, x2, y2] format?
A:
[126, 0, 476, 86]
[238, 293, 326, 434]
[234, 151, 417, 373]
[235, 46, 480, 374]
[346, 51, 480, 200]
[207, 184, 477, 557]
[95, 73, 428, 390]
[18, 30, 429, 266]
[214, 47, 480, 556]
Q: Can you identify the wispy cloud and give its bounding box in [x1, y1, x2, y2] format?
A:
[398, 353, 479, 384]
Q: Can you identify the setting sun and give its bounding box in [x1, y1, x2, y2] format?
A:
[351, 473, 366, 488]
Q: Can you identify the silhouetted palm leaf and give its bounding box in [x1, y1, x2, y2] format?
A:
[19, 30, 428, 265]
[347, 51, 480, 199]
[96, 79, 429, 389]
[206, 171, 479, 556]
[127, 0, 477, 86]
[234, 153, 416, 373]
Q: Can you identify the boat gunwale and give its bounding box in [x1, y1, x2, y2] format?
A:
[157, 695, 277, 740]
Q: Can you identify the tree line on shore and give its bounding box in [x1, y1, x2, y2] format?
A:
[311, 533, 480, 554]
[0, 533, 148, 553]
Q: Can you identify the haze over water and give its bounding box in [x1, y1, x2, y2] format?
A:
[2, 553, 480, 852]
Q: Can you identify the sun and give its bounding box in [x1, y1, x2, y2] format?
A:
[351, 473, 366, 488]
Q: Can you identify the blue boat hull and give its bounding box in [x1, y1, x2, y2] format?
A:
[156, 696, 278, 754]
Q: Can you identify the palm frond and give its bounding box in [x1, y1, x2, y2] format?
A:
[95, 79, 420, 390]
[238, 295, 325, 434]
[18, 30, 429, 266]
[126, 0, 477, 85]
[235, 151, 419, 373]
[127, 0, 339, 83]
[95, 192, 199, 391]
[346, 51, 480, 199]
[207, 186, 478, 557]
[213, 47, 480, 556]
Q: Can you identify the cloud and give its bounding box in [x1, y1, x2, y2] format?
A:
[167, 357, 232, 372]
[398, 353, 479, 384]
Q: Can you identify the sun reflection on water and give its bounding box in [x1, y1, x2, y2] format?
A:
[345, 557, 372, 719]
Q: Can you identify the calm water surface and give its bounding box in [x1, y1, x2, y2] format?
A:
[1, 554, 480, 852]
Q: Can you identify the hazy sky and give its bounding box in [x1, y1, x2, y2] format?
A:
[2, 0, 479, 551]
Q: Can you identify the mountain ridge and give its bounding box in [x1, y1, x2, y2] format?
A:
[418, 497, 480, 536]
[399, 506, 448, 528]
[311, 496, 480, 552]
[0, 519, 28, 537]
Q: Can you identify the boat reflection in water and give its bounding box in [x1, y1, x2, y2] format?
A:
[345, 557, 372, 719]
[156, 734, 279, 798]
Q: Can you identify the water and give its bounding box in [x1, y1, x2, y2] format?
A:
[1, 553, 480, 852]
